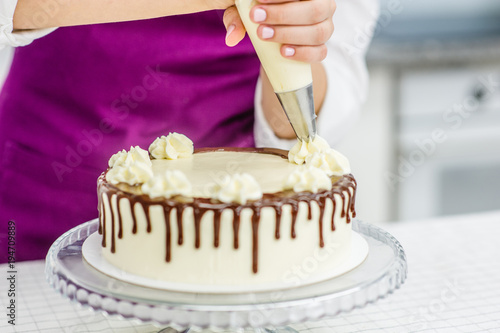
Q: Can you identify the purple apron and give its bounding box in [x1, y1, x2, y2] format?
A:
[0, 12, 260, 262]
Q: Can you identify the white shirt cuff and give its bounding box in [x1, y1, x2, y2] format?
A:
[0, 0, 56, 49]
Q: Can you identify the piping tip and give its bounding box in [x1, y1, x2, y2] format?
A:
[276, 83, 317, 141]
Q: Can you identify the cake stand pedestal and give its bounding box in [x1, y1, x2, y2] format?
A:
[45, 219, 407, 333]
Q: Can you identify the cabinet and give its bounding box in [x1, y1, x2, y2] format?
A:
[338, 51, 500, 223]
[397, 65, 500, 220]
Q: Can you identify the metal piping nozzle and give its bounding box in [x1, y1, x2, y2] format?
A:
[276, 83, 317, 142]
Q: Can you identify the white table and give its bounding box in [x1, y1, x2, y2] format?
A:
[1, 210, 500, 333]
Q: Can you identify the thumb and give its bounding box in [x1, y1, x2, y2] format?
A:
[223, 6, 246, 47]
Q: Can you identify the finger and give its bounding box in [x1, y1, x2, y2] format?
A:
[251, 0, 335, 25]
[258, 19, 334, 45]
[223, 6, 246, 47]
[257, 0, 300, 3]
[280, 44, 328, 63]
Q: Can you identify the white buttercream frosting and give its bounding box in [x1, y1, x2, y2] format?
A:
[107, 161, 154, 185]
[288, 136, 330, 165]
[213, 173, 263, 204]
[106, 146, 153, 185]
[149, 133, 194, 160]
[284, 166, 332, 193]
[108, 146, 151, 168]
[141, 170, 192, 199]
[305, 149, 351, 176]
[108, 149, 128, 168]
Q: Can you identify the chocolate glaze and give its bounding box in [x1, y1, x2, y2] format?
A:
[109, 195, 116, 253]
[131, 204, 138, 234]
[274, 208, 281, 240]
[98, 193, 106, 247]
[116, 194, 125, 239]
[163, 207, 171, 262]
[97, 147, 357, 273]
[251, 209, 260, 273]
[214, 210, 221, 248]
[331, 200, 337, 231]
[176, 208, 183, 245]
[318, 198, 325, 248]
[233, 211, 241, 249]
[290, 201, 298, 239]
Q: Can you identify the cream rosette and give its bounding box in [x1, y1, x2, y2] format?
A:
[141, 170, 192, 199]
[149, 132, 194, 160]
[283, 166, 332, 193]
[288, 136, 330, 165]
[305, 149, 351, 176]
[106, 146, 153, 185]
[213, 173, 263, 204]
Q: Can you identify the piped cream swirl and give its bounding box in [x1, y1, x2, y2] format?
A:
[283, 166, 332, 193]
[149, 133, 194, 160]
[213, 173, 263, 204]
[106, 146, 153, 185]
[288, 136, 330, 165]
[141, 170, 192, 199]
[305, 149, 351, 176]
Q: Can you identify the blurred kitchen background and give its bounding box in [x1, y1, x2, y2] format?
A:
[1, 0, 499, 223]
[336, 0, 500, 223]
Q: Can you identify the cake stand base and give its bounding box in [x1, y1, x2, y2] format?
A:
[46, 219, 407, 331]
[158, 328, 298, 333]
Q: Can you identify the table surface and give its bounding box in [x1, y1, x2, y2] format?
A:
[1, 210, 500, 333]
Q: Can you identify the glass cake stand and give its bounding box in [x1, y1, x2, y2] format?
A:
[45, 219, 407, 333]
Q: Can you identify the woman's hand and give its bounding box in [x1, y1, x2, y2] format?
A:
[223, 0, 335, 139]
[223, 0, 336, 63]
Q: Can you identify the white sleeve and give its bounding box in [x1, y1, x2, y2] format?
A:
[0, 0, 56, 49]
[254, 0, 379, 149]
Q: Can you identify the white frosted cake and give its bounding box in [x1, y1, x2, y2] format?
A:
[96, 133, 356, 287]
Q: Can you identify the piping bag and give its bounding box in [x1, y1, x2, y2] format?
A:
[235, 0, 317, 141]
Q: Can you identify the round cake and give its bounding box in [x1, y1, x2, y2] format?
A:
[96, 133, 356, 287]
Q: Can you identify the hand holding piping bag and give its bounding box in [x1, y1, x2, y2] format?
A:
[223, 0, 336, 141]
[223, 0, 336, 63]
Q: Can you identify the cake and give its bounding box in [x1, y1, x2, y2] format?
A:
[96, 133, 356, 287]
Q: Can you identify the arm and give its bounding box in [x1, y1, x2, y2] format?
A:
[1, 0, 235, 49]
[13, 0, 233, 30]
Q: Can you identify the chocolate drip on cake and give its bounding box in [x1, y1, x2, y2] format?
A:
[97, 189, 106, 247]
[97, 148, 357, 274]
[214, 211, 221, 248]
[274, 206, 282, 240]
[116, 194, 126, 239]
[251, 209, 260, 274]
[194, 206, 203, 249]
[109, 195, 116, 253]
[331, 199, 337, 231]
[131, 203, 138, 234]
[98, 191, 103, 235]
[163, 207, 172, 262]
[145, 204, 152, 233]
[290, 202, 298, 239]
[347, 175, 357, 219]
[318, 197, 325, 248]
[339, 191, 346, 220]
[176, 208, 183, 245]
[233, 213, 240, 249]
